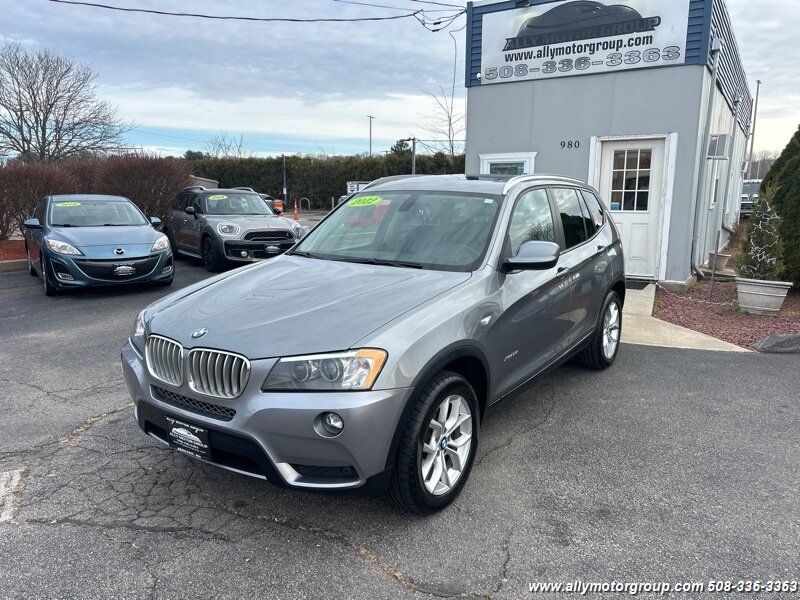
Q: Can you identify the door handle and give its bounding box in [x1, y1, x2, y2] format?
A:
[556, 267, 570, 279]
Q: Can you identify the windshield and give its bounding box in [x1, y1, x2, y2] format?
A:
[293, 191, 503, 271]
[742, 182, 761, 195]
[49, 200, 148, 227]
[203, 193, 274, 215]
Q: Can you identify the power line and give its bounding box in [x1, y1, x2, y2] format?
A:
[45, 0, 423, 22]
[408, 0, 465, 8]
[331, 0, 456, 12]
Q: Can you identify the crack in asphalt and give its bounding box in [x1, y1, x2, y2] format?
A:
[474, 383, 557, 468]
[485, 533, 512, 599]
[26, 516, 231, 541]
[217, 504, 482, 599]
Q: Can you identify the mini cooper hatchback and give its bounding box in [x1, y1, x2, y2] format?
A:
[122, 174, 625, 513]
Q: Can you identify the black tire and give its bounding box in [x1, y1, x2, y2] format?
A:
[41, 257, 58, 297]
[578, 290, 622, 369]
[202, 237, 225, 272]
[26, 245, 37, 276]
[388, 371, 479, 514]
[165, 229, 180, 258]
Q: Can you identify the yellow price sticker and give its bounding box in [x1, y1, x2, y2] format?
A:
[54, 202, 81, 207]
[207, 194, 228, 201]
[347, 196, 382, 207]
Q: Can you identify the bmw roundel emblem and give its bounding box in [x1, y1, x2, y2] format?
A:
[191, 328, 208, 339]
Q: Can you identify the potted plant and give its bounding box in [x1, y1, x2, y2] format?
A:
[735, 185, 792, 315]
[708, 250, 732, 271]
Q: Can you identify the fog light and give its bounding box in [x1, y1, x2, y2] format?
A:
[240, 250, 249, 258]
[321, 412, 344, 435]
[56, 272, 74, 281]
[162, 265, 173, 274]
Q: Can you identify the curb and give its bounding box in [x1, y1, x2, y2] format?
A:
[0, 259, 27, 273]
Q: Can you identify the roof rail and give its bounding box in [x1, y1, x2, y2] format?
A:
[183, 185, 206, 192]
[502, 173, 587, 194]
[361, 174, 424, 190]
[231, 186, 255, 191]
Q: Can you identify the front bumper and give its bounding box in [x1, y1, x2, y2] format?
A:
[47, 250, 173, 288]
[121, 341, 411, 490]
[223, 239, 296, 263]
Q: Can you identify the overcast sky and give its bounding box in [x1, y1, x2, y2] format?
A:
[1, 0, 797, 157]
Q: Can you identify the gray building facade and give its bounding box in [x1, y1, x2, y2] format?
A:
[464, 0, 751, 285]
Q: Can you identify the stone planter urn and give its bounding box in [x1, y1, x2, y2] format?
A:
[708, 252, 731, 271]
[735, 278, 793, 316]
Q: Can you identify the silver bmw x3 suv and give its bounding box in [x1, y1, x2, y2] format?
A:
[122, 174, 625, 513]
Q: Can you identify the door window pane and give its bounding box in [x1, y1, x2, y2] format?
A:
[609, 148, 653, 212]
[489, 162, 526, 175]
[508, 188, 555, 256]
[552, 188, 589, 249]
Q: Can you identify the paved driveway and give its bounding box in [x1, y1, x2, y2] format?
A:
[1, 261, 798, 598]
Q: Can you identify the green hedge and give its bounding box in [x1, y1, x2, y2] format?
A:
[184, 152, 465, 209]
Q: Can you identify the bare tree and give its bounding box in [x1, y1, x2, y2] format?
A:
[419, 85, 465, 167]
[205, 132, 252, 158]
[0, 42, 131, 163]
[749, 149, 781, 180]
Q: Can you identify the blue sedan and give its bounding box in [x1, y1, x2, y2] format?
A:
[23, 194, 174, 296]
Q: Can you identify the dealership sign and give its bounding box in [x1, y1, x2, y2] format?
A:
[480, 0, 690, 84]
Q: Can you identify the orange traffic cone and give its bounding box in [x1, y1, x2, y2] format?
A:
[293, 199, 299, 221]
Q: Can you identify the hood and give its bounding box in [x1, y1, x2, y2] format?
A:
[49, 225, 163, 259]
[204, 214, 297, 230]
[51, 224, 161, 247]
[148, 255, 470, 359]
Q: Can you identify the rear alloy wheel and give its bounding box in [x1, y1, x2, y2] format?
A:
[578, 290, 621, 369]
[388, 371, 479, 514]
[41, 257, 58, 297]
[202, 237, 225, 272]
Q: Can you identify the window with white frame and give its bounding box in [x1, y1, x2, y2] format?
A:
[609, 149, 652, 212]
[479, 152, 536, 176]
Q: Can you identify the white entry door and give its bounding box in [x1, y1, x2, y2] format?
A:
[597, 139, 666, 279]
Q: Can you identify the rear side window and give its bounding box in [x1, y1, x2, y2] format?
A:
[552, 188, 590, 249]
[581, 190, 605, 234]
[507, 188, 555, 256]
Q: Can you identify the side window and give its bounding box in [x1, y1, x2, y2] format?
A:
[190, 194, 203, 213]
[172, 194, 187, 210]
[552, 188, 589, 249]
[581, 190, 605, 233]
[507, 188, 555, 256]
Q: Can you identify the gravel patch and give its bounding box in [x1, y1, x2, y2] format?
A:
[654, 280, 800, 350]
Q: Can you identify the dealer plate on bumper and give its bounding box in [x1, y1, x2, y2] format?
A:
[166, 415, 211, 460]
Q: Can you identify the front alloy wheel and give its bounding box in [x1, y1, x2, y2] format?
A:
[421, 394, 473, 496]
[389, 371, 479, 514]
[578, 290, 622, 369]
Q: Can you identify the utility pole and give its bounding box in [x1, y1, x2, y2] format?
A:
[367, 115, 375, 156]
[747, 79, 762, 179]
[400, 137, 417, 174]
[282, 154, 287, 203]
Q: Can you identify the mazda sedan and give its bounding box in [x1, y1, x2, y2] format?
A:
[123, 174, 624, 513]
[24, 194, 174, 296]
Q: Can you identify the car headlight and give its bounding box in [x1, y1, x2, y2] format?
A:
[45, 238, 83, 255]
[262, 349, 387, 391]
[130, 310, 146, 353]
[151, 235, 170, 252]
[217, 223, 240, 236]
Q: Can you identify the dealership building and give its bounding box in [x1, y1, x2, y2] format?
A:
[464, 0, 751, 286]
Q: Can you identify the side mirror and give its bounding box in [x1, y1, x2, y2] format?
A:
[149, 216, 162, 227]
[297, 226, 311, 240]
[184, 206, 197, 217]
[503, 240, 560, 271]
[24, 218, 42, 230]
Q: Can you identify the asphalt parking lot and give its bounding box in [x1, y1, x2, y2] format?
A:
[1, 258, 798, 599]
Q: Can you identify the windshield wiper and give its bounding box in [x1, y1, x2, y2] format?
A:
[52, 223, 78, 227]
[338, 257, 424, 269]
[291, 250, 325, 260]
